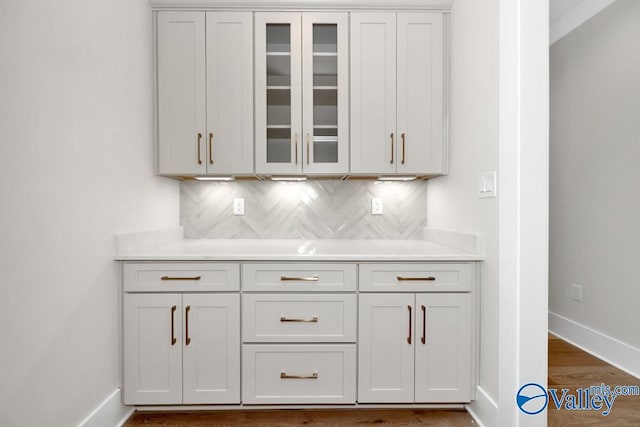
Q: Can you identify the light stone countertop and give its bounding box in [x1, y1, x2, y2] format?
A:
[114, 238, 483, 261]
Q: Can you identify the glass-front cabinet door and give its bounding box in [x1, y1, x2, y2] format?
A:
[255, 12, 348, 175]
[301, 13, 349, 174]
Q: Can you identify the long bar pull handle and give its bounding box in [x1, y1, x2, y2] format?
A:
[170, 305, 177, 346]
[280, 276, 319, 282]
[396, 276, 436, 282]
[161, 276, 202, 281]
[421, 304, 426, 345]
[401, 132, 406, 164]
[280, 372, 318, 380]
[407, 305, 412, 344]
[280, 316, 318, 323]
[197, 133, 202, 165]
[390, 132, 395, 164]
[208, 132, 214, 164]
[294, 133, 298, 165]
[306, 133, 310, 165]
[185, 306, 191, 346]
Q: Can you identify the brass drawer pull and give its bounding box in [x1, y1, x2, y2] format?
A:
[170, 305, 177, 346]
[161, 276, 202, 281]
[197, 132, 203, 165]
[280, 276, 319, 282]
[185, 305, 191, 346]
[396, 276, 436, 281]
[390, 132, 395, 164]
[407, 305, 412, 344]
[280, 372, 318, 380]
[280, 316, 318, 323]
[401, 132, 406, 164]
[209, 132, 214, 164]
[421, 304, 426, 345]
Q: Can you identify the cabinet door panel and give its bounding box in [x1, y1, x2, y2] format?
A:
[397, 13, 444, 174]
[302, 13, 349, 174]
[206, 12, 254, 174]
[414, 293, 472, 402]
[255, 13, 302, 174]
[123, 293, 182, 404]
[157, 12, 206, 175]
[350, 13, 396, 174]
[358, 293, 414, 402]
[182, 294, 240, 404]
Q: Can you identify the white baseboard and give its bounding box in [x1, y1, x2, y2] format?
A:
[77, 389, 134, 427]
[465, 386, 498, 427]
[549, 312, 640, 380]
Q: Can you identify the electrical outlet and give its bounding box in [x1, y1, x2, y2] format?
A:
[570, 283, 583, 302]
[233, 198, 245, 215]
[371, 198, 383, 215]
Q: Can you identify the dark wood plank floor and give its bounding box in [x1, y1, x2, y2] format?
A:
[124, 335, 640, 426]
[547, 334, 640, 426]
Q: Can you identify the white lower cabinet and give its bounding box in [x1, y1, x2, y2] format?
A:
[123, 293, 240, 405]
[358, 293, 472, 403]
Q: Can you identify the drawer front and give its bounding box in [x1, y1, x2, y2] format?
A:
[243, 294, 357, 343]
[242, 263, 356, 292]
[359, 263, 473, 292]
[123, 262, 240, 292]
[242, 344, 356, 404]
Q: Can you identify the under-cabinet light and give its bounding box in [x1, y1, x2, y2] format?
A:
[270, 176, 307, 182]
[377, 175, 418, 182]
[194, 176, 235, 181]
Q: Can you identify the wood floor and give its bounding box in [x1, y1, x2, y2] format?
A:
[547, 334, 640, 426]
[125, 335, 640, 426]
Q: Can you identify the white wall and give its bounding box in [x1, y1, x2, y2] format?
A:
[427, 0, 499, 403]
[0, 1, 179, 425]
[550, 0, 640, 349]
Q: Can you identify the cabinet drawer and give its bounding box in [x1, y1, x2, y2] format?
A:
[359, 263, 473, 292]
[123, 262, 240, 292]
[242, 263, 356, 292]
[242, 344, 356, 404]
[243, 294, 356, 343]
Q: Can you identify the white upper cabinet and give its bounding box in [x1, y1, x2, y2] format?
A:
[255, 12, 349, 175]
[351, 12, 445, 175]
[156, 11, 253, 176]
[157, 12, 207, 175]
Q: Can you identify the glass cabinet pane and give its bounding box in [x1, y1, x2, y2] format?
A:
[312, 24, 339, 164]
[266, 24, 291, 52]
[267, 128, 291, 163]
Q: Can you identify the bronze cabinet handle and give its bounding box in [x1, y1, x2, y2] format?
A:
[280, 372, 318, 380]
[306, 133, 310, 164]
[407, 305, 412, 344]
[396, 276, 436, 282]
[197, 133, 202, 165]
[185, 305, 191, 346]
[390, 132, 395, 164]
[161, 276, 202, 281]
[294, 133, 298, 165]
[208, 132, 214, 164]
[421, 304, 426, 345]
[170, 305, 177, 346]
[401, 132, 406, 164]
[280, 316, 318, 323]
[280, 276, 319, 282]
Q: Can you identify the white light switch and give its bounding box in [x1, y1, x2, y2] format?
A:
[477, 171, 497, 198]
[233, 198, 245, 215]
[371, 198, 383, 215]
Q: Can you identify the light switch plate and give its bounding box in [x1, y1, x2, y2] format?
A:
[478, 171, 497, 198]
[371, 198, 383, 215]
[571, 283, 583, 302]
[233, 198, 245, 215]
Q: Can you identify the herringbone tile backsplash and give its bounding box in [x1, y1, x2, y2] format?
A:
[181, 180, 427, 239]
